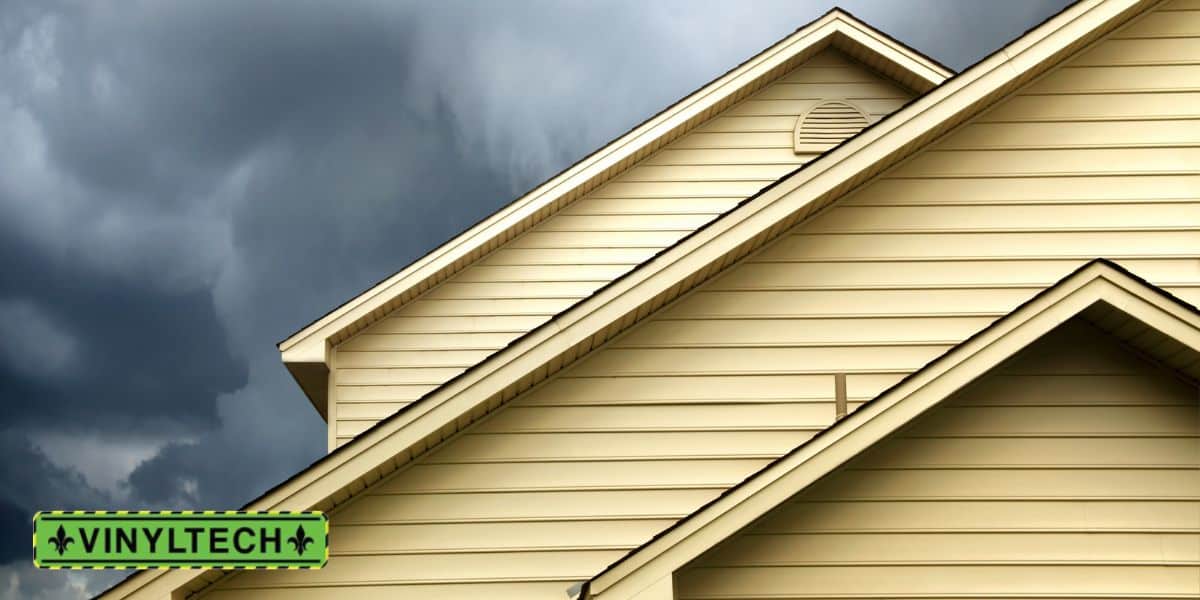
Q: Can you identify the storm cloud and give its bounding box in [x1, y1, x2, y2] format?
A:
[0, 1, 1070, 596]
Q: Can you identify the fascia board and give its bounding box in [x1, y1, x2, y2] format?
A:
[589, 261, 1200, 598]
[277, 9, 953, 382]
[275, 12, 851, 356]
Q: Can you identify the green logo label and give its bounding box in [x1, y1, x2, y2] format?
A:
[33, 511, 327, 570]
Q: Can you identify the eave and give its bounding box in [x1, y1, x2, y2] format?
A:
[278, 7, 953, 418]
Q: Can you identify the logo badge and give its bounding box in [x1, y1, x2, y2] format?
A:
[33, 511, 327, 569]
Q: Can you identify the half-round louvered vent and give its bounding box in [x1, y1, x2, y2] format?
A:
[793, 100, 871, 154]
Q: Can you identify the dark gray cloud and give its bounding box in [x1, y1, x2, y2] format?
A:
[0, 427, 111, 590]
[0, 229, 243, 431]
[0, 1, 1070, 596]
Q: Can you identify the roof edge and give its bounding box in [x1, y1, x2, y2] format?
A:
[100, 0, 1152, 596]
[276, 7, 952, 379]
[585, 259, 1200, 598]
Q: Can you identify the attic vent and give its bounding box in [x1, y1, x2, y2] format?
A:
[793, 100, 871, 154]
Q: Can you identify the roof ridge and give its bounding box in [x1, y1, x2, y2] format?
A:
[828, 6, 958, 76]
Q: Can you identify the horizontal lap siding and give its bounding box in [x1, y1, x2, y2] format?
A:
[208, 50, 905, 599]
[211, 5, 1199, 598]
[639, 3, 1200, 416]
[329, 49, 910, 449]
[678, 320, 1200, 599]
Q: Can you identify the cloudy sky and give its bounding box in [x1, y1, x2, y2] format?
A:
[0, 1, 1071, 597]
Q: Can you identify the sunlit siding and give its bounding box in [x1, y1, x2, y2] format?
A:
[677, 319, 1200, 599]
[205, 3, 1200, 598]
[328, 48, 912, 449]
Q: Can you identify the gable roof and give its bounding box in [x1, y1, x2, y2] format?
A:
[101, 1, 1159, 597]
[278, 7, 953, 418]
[581, 259, 1200, 599]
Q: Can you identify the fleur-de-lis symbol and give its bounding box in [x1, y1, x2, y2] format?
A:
[286, 525, 314, 555]
[48, 525, 74, 556]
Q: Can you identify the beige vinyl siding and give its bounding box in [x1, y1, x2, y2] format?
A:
[611, 1, 1200, 409]
[205, 4, 1198, 599]
[330, 49, 912, 448]
[677, 319, 1200, 599]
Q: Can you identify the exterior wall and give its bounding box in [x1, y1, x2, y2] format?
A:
[602, 0, 1200, 413]
[677, 318, 1200, 598]
[206, 3, 1200, 598]
[328, 49, 913, 449]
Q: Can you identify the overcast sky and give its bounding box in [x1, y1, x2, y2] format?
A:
[0, 1, 1071, 597]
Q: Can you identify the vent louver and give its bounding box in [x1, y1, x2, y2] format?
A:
[793, 100, 871, 154]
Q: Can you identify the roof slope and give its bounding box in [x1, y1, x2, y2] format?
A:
[101, 1, 1158, 597]
[582, 259, 1200, 599]
[279, 8, 952, 417]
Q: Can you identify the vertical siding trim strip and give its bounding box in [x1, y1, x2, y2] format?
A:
[835, 373, 849, 419]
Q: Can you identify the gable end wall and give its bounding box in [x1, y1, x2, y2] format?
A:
[205, 3, 1200, 598]
[328, 48, 913, 450]
[678, 319, 1200, 598]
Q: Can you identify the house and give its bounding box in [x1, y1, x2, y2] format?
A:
[103, 0, 1200, 598]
